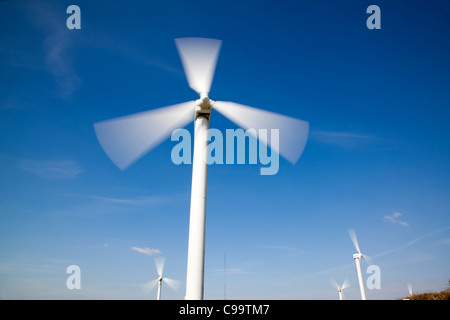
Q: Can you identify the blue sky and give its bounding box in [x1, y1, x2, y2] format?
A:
[0, 0, 449, 299]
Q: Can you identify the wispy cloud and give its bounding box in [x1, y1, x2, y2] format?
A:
[17, 159, 83, 179]
[258, 245, 306, 257]
[5, 1, 182, 101]
[131, 247, 161, 256]
[310, 130, 378, 148]
[46, 192, 182, 218]
[44, 33, 82, 98]
[213, 268, 246, 275]
[25, 1, 82, 98]
[102, 38, 182, 75]
[438, 238, 450, 246]
[383, 212, 409, 226]
[374, 226, 450, 259]
[71, 194, 174, 207]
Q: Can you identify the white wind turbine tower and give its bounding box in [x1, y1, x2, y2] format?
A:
[330, 278, 350, 300]
[142, 257, 179, 300]
[93, 38, 309, 300]
[348, 229, 371, 300]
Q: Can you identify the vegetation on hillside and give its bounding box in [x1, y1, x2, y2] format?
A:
[399, 281, 450, 300]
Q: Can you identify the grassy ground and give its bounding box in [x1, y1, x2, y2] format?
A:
[399, 288, 450, 300]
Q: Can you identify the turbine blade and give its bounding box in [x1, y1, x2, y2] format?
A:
[362, 254, 373, 265]
[330, 278, 340, 290]
[142, 278, 159, 295]
[348, 229, 361, 254]
[407, 282, 413, 296]
[175, 37, 222, 95]
[341, 279, 351, 290]
[213, 101, 309, 164]
[155, 257, 165, 278]
[163, 278, 180, 291]
[94, 101, 195, 170]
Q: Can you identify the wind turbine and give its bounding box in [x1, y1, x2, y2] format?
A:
[330, 278, 350, 300]
[142, 257, 179, 300]
[348, 229, 371, 300]
[93, 37, 309, 300]
[407, 282, 413, 297]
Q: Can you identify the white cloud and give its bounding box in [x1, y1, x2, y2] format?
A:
[373, 226, 450, 259]
[383, 211, 409, 226]
[44, 33, 82, 98]
[131, 247, 161, 256]
[310, 130, 378, 148]
[25, 1, 82, 98]
[17, 159, 83, 179]
[76, 194, 169, 206]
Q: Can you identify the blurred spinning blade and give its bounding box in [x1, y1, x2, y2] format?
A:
[142, 279, 159, 296]
[348, 228, 361, 254]
[175, 37, 222, 95]
[330, 278, 350, 290]
[163, 277, 180, 291]
[93, 101, 195, 170]
[213, 101, 309, 164]
[330, 278, 341, 290]
[348, 229, 373, 264]
[407, 282, 413, 296]
[155, 257, 165, 278]
[341, 278, 350, 290]
[362, 254, 373, 265]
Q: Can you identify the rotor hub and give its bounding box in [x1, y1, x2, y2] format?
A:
[195, 95, 213, 120]
[353, 253, 362, 260]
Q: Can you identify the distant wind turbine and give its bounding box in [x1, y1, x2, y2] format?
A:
[142, 257, 179, 300]
[348, 229, 372, 300]
[330, 278, 350, 300]
[407, 282, 413, 297]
